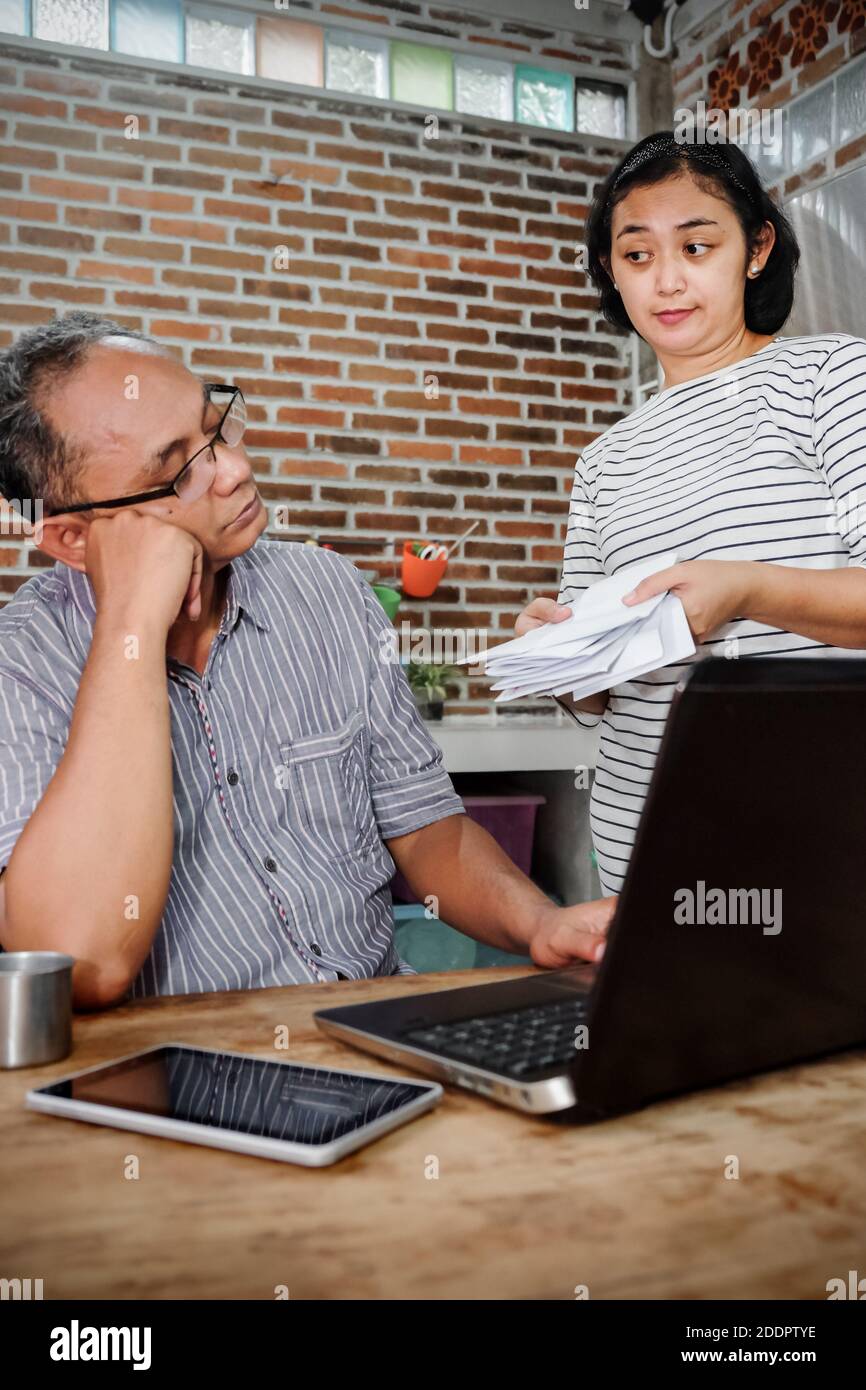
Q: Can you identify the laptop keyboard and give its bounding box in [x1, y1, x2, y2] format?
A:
[404, 994, 591, 1080]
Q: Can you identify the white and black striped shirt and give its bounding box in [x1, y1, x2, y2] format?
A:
[557, 332, 866, 895]
[0, 539, 465, 995]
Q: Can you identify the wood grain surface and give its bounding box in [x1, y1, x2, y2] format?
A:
[1, 966, 865, 1300]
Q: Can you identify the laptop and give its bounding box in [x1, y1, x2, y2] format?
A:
[315, 657, 866, 1121]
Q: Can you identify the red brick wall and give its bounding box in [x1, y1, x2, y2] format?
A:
[0, 24, 636, 713]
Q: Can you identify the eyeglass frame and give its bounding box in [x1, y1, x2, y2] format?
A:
[43, 383, 246, 517]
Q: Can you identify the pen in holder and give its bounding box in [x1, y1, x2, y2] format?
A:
[399, 522, 480, 599]
[401, 540, 448, 598]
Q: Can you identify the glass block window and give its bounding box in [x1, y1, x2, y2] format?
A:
[0, 0, 28, 36]
[836, 57, 866, 147]
[112, 0, 182, 63]
[751, 111, 786, 181]
[391, 41, 453, 111]
[455, 54, 513, 121]
[326, 27, 388, 99]
[515, 65, 573, 132]
[789, 84, 832, 170]
[257, 17, 323, 87]
[186, 4, 253, 75]
[33, 0, 108, 49]
[576, 81, 627, 139]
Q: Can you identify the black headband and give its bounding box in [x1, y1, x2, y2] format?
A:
[611, 134, 755, 203]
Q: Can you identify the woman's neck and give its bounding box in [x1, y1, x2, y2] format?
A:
[657, 330, 778, 392]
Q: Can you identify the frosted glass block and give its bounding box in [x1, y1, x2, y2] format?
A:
[34, 0, 108, 49]
[576, 82, 626, 139]
[836, 58, 866, 147]
[455, 54, 512, 120]
[112, 0, 181, 63]
[326, 27, 388, 99]
[515, 64, 573, 132]
[729, 129, 763, 186]
[751, 111, 786, 179]
[391, 41, 453, 111]
[789, 85, 832, 169]
[0, 0, 28, 36]
[186, 6, 253, 75]
[257, 17, 323, 87]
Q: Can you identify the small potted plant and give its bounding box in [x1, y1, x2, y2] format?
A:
[405, 660, 458, 721]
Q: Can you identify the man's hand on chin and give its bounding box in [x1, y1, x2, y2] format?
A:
[528, 896, 618, 969]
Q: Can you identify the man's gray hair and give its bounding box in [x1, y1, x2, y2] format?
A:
[0, 310, 158, 514]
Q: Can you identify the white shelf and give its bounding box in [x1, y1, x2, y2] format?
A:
[424, 718, 600, 773]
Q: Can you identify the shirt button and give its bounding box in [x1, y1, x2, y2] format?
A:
[264, 856, 277, 872]
[227, 770, 239, 786]
[310, 943, 323, 956]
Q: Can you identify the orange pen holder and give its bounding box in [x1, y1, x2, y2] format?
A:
[401, 541, 448, 598]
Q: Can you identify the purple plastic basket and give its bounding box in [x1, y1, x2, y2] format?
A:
[391, 793, 546, 903]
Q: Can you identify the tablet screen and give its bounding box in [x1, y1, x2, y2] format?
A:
[35, 1046, 432, 1146]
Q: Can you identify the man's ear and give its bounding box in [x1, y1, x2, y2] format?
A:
[34, 514, 91, 573]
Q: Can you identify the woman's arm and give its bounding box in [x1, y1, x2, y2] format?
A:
[623, 559, 866, 649]
[741, 562, 866, 648]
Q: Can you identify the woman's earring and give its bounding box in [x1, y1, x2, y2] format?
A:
[614, 281, 619, 290]
[749, 262, 760, 277]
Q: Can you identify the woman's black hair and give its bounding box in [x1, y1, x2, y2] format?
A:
[585, 128, 800, 336]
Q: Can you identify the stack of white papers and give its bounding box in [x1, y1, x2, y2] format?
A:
[463, 553, 696, 703]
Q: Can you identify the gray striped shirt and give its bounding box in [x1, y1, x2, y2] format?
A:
[0, 538, 465, 996]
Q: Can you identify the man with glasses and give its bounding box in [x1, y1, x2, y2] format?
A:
[0, 313, 614, 1009]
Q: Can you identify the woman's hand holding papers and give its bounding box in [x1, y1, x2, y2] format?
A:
[513, 596, 609, 715]
[515, 595, 572, 636]
[623, 557, 866, 649]
[622, 560, 752, 643]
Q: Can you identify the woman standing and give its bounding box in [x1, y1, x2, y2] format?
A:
[517, 129, 866, 898]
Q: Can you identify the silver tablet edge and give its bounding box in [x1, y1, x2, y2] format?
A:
[24, 1043, 444, 1166]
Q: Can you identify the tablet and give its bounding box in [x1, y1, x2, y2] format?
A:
[26, 1043, 442, 1166]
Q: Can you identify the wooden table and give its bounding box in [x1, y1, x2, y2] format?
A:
[2, 967, 865, 1300]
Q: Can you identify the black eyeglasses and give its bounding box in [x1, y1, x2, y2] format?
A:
[45, 383, 247, 517]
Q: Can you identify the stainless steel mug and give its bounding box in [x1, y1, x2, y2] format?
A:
[0, 952, 75, 1068]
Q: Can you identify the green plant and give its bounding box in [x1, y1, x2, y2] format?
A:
[405, 659, 458, 704]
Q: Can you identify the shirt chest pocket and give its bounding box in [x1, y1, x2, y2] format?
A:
[279, 710, 380, 863]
